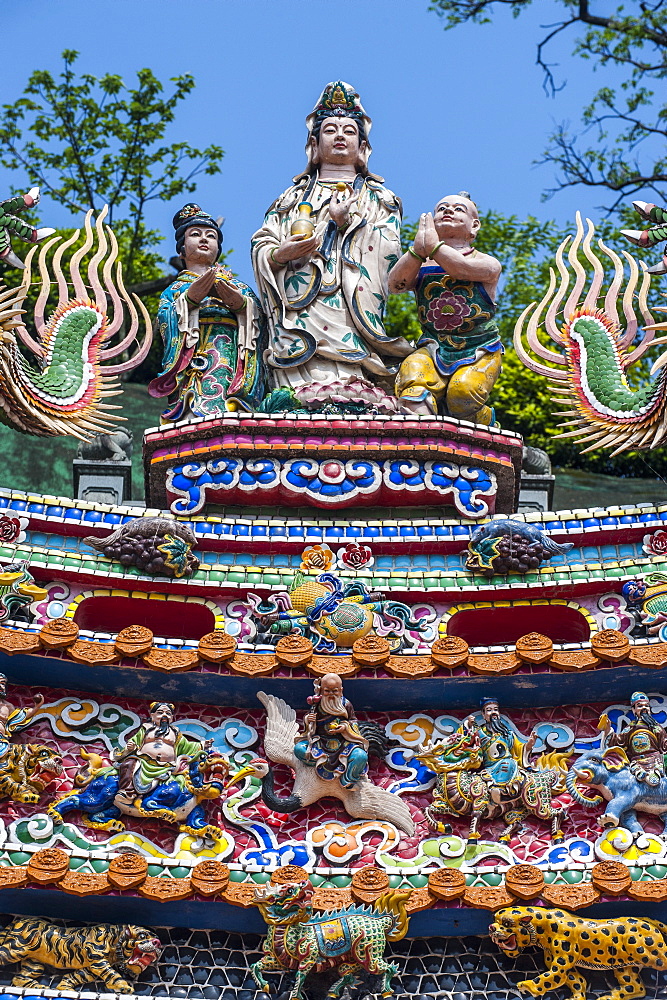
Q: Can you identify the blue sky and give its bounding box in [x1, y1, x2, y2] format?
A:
[1, 0, 628, 283]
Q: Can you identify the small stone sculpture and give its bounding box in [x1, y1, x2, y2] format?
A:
[391, 192, 502, 423]
[0, 188, 55, 269]
[77, 429, 133, 462]
[465, 518, 574, 577]
[234, 686, 415, 834]
[83, 516, 199, 578]
[0, 917, 161, 992]
[252, 878, 411, 1000]
[415, 699, 569, 842]
[49, 701, 229, 842]
[490, 906, 667, 1000]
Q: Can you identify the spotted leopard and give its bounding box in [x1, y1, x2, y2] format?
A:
[490, 905, 667, 1000]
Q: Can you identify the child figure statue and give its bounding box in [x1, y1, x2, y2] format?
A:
[390, 192, 502, 424]
[0, 188, 55, 269]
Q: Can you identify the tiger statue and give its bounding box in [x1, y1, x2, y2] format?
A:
[0, 744, 62, 803]
[0, 917, 161, 992]
[490, 905, 667, 1000]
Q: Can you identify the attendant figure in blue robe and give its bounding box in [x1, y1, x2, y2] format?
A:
[149, 204, 265, 421]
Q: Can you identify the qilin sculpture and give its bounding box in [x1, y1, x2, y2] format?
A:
[0, 918, 161, 993]
[252, 879, 411, 1000]
[233, 683, 415, 834]
[514, 212, 667, 455]
[414, 698, 570, 842]
[490, 906, 667, 1000]
[0, 206, 151, 439]
[49, 701, 230, 844]
[567, 692, 667, 834]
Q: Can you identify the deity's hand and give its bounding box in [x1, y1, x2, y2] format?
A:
[272, 233, 320, 265]
[328, 184, 356, 229]
[526, 730, 537, 753]
[186, 267, 218, 304]
[32, 693, 44, 708]
[304, 711, 317, 727]
[414, 213, 439, 260]
[214, 278, 245, 312]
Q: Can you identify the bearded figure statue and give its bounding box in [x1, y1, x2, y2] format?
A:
[251, 81, 412, 409]
[293, 674, 369, 789]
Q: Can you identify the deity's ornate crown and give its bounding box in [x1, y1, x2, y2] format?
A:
[306, 81, 371, 136]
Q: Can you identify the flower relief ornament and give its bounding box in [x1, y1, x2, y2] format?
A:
[252, 81, 414, 413]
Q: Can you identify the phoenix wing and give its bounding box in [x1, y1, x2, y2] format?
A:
[257, 691, 299, 766]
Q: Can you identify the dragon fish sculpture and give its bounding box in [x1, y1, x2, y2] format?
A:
[514, 211, 667, 456]
[0, 206, 151, 440]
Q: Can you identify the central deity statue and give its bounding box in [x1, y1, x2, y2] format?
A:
[251, 81, 412, 398]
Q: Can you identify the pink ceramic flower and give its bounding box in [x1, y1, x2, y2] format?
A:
[338, 542, 374, 570]
[643, 530, 667, 556]
[426, 291, 471, 331]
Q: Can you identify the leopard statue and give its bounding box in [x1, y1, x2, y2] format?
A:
[490, 905, 667, 1000]
[0, 917, 161, 993]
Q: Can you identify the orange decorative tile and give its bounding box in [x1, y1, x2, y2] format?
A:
[550, 650, 601, 671]
[198, 631, 237, 663]
[405, 887, 434, 914]
[352, 636, 391, 667]
[142, 648, 199, 673]
[629, 644, 667, 669]
[232, 653, 277, 677]
[115, 625, 154, 658]
[224, 882, 258, 908]
[138, 875, 192, 902]
[39, 618, 79, 650]
[311, 887, 352, 912]
[627, 878, 667, 902]
[58, 871, 110, 896]
[107, 853, 148, 889]
[463, 886, 515, 910]
[386, 655, 436, 678]
[0, 629, 41, 655]
[428, 869, 466, 901]
[515, 633, 553, 664]
[27, 848, 70, 884]
[430, 636, 469, 668]
[68, 640, 119, 666]
[541, 883, 600, 909]
[191, 860, 230, 897]
[351, 866, 390, 903]
[0, 865, 27, 888]
[275, 635, 313, 668]
[504, 864, 545, 900]
[308, 656, 357, 677]
[467, 652, 520, 676]
[591, 629, 630, 662]
[591, 861, 632, 895]
[270, 865, 309, 885]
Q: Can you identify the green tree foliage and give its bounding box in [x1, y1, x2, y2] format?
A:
[428, 1, 667, 211]
[387, 208, 667, 476]
[0, 50, 224, 285]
